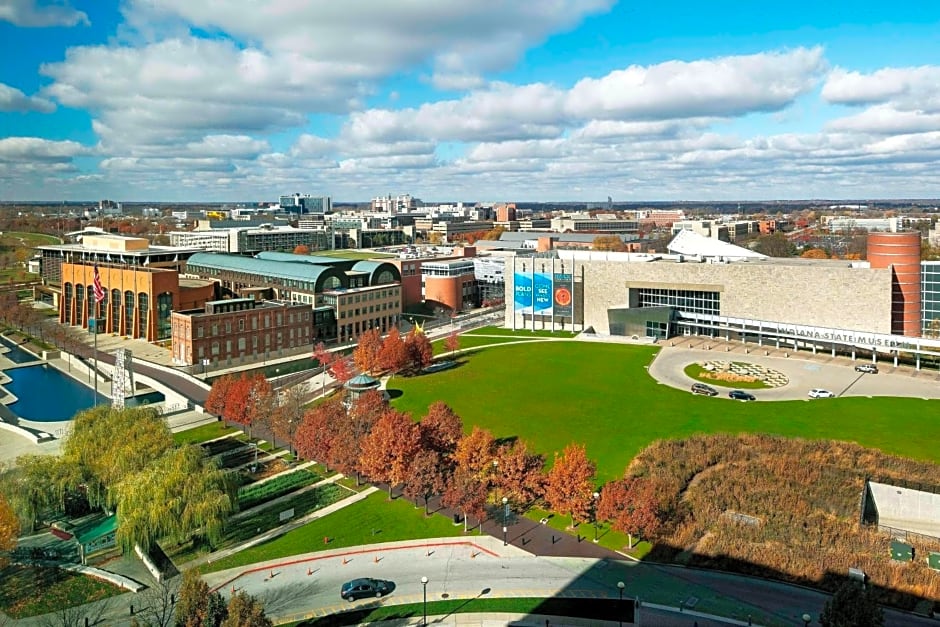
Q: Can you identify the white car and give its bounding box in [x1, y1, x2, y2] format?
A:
[808, 388, 835, 399]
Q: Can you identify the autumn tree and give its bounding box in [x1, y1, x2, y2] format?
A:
[221, 591, 273, 627]
[444, 331, 460, 356]
[754, 232, 796, 257]
[359, 410, 421, 498]
[330, 390, 386, 483]
[378, 327, 408, 374]
[801, 248, 830, 259]
[223, 374, 273, 438]
[270, 385, 305, 452]
[312, 342, 337, 396]
[205, 375, 234, 417]
[820, 581, 884, 627]
[592, 235, 627, 252]
[544, 443, 596, 528]
[329, 355, 355, 384]
[403, 328, 433, 373]
[403, 449, 448, 514]
[293, 397, 346, 470]
[114, 445, 234, 553]
[175, 569, 227, 627]
[442, 469, 489, 533]
[0, 493, 19, 567]
[493, 440, 545, 508]
[353, 328, 383, 374]
[293, 244, 310, 255]
[453, 426, 496, 480]
[597, 477, 664, 546]
[420, 402, 463, 457]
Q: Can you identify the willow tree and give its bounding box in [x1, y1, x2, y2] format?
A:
[63, 405, 174, 509]
[114, 445, 234, 553]
[0, 455, 75, 532]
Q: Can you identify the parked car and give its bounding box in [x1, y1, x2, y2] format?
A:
[808, 388, 836, 398]
[728, 390, 756, 401]
[854, 364, 878, 374]
[691, 382, 718, 396]
[341, 578, 393, 601]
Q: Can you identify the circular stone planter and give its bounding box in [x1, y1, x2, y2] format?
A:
[684, 361, 789, 389]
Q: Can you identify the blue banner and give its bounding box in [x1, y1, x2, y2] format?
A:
[513, 272, 532, 313]
[534, 272, 553, 313]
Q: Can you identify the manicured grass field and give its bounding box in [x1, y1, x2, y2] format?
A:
[0, 564, 122, 618]
[204, 491, 467, 573]
[173, 421, 237, 445]
[431, 334, 528, 355]
[391, 342, 940, 482]
[464, 325, 576, 338]
[318, 250, 396, 260]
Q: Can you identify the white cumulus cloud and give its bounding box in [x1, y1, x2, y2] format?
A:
[0, 0, 88, 27]
[0, 82, 55, 113]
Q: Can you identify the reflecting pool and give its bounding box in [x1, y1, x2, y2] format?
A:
[4, 364, 107, 422]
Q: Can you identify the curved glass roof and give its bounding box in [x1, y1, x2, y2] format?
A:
[186, 252, 348, 290]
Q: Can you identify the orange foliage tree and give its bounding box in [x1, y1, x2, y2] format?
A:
[403, 449, 448, 514]
[442, 469, 489, 532]
[453, 426, 496, 480]
[404, 328, 433, 373]
[544, 443, 596, 528]
[378, 327, 408, 374]
[332, 390, 387, 484]
[801, 248, 829, 259]
[353, 328, 383, 374]
[359, 410, 421, 498]
[293, 397, 346, 469]
[0, 493, 19, 567]
[205, 374, 234, 418]
[444, 331, 460, 355]
[293, 244, 310, 255]
[598, 476, 664, 545]
[493, 440, 545, 508]
[420, 402, 464, 457]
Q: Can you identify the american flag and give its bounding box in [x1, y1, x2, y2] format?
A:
[93, 265, 105, 303]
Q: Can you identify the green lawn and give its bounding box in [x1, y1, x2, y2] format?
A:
[524, 507, 652, 559]
[431, 335, 528, 355]
[173, 420, 238, 445]
[464, 326, 576, 338]
[391, 342, 940, 482]
[317, 250, 396, 260]
[204, 491, 466, 573]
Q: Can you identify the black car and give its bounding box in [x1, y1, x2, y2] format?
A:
[341, 578, 393, 601]
[691, 383, 719, 396]
[728, 390, 756, 401]
[854, 364, 878, 374]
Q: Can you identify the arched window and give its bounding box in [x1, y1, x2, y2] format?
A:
[376, 269, 394, 284]
[156, 292, 172, 340]
[124, 291, 135, 336]
[137, 292, 149, 338]
[63, 283, 73, 324]
[86, 285, 96, 325]
[323, 275, 341, 290]
[75, 285, 84, 326]
[111, 289, 121, 333]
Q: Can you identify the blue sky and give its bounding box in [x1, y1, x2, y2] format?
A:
[2, 0, 940, 202]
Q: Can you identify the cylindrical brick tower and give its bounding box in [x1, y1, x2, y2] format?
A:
[868, 231, 922, 337]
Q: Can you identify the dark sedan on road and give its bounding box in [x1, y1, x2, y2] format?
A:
[728, 390, 756, 401]
[341, 578, 393, 601]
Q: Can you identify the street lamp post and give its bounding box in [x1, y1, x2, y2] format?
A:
[617, 581, 625, 627]
[421, 576, 428, 626]
[502, 496, 509, 525]
[802, 613, 812, 627]
[593, 491, 600, 542]
[502, 526, 508, 546]
[492, 460, 499, 504]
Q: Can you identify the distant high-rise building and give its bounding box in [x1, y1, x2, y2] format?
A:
[278, 193, 332, 215]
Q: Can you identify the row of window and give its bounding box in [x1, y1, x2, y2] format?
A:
[636, 288, 721, 316]
[193, 310, 311, 338]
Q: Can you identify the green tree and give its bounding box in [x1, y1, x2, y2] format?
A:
[0, 455, 73, 532]
[754, 232, 796, 257]
[63, 405, 174, 509]
[115, 445, 234, 553]
[820, 581, 884, 627]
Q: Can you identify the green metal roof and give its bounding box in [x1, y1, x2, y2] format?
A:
[351, 260, 401, 284]
[74, 514, 117, 544]
[186, 253, 348, 291]
[255, 251, 349, 266]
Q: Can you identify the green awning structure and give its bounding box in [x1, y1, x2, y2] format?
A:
[929, 552, 940, 571]
[74, 514, 118, 558]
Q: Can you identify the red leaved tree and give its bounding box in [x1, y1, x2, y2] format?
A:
[205, 375, 234, 418]
[359, 409, 421, 498]
[293, 397, 346, 469]
[331, 390, 387, 484]
[403, 449, 448, 514]
[544, 443, 597, 529]
[597, 477, 664, 546]
[329, 355, 355, 384]
[353, 328, 383, 374]
[453, 426, 496, 480]
[403, 328, 433, 373]
[420, 401, 464, 457]
[246, 373, 275, 440]
[223, 374, 254, 434]
[493, 439, 545, 508]
[442, 469, 489, 533]
[378, 327, 408, 374]
[444, 331, 460, 356]
[293, 244, 310, 255]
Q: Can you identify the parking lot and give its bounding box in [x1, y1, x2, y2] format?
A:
[649, 337, 940, 401]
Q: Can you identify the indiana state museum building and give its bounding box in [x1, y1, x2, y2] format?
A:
[505, 231, 940, 370]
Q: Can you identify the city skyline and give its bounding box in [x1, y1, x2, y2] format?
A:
[1, 1, 940, 202]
